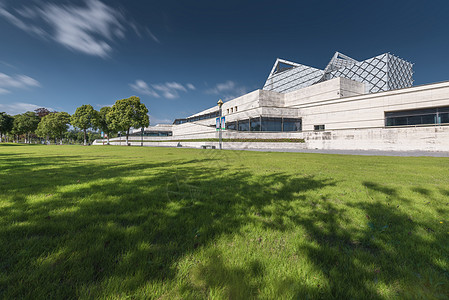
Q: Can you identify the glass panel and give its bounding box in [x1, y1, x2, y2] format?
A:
[261, 117, 282, 131]
[250, 118, 261, 131]
[439, 113, 449, 124]
[314, 125, 325, 131]
[407, 115, 422, 125]
[283, 118, 302, 131]
[226, 121, 236, 130]
[420, 114, 436, 125]
[385, 108, 437, 118]
[438, 106, 449, 113]
[385, 118, 395, 126]
[238, 119, 249, 131]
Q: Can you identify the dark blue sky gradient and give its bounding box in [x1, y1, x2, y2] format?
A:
[0, 0, 448, 123]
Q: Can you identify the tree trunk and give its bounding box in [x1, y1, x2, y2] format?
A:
[107, 132, 110, 145]
[126, 128, 129, 145]
[84, 129, 87, 146]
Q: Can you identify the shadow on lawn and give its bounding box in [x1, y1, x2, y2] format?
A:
[0, 152, 448, 299]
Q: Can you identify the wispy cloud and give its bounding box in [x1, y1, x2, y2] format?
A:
[0, 102, 51, 115]
[0, 72, 40, 94]
[129, 80, 160, 97]
[129, 80, 194, 99]
[149, 115, 173, 125]
[0, 0, 159, 58]
[205, 80, 247, 100]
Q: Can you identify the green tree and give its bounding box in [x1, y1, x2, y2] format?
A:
[11, 115, 24, 143]
[96, 106, 115, 145]
[12, 111, 40, 143]
[36, 112, 71, 144]
[71, 104, 98, 145]
[107, 96, 149, 145]
[0, 112, 14, 142]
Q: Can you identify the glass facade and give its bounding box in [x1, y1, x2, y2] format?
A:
[250, 117, 261, 131]
[385, 106, 449, 126]
[261, 117, 282, 131]
[226, 121, 236, 130]
[130, 131, 172, 137]
[173, 110, 219, 124]
[283, 118, 302, 131]
[238, 119, 249, 131]
[225, 116, 301, 132]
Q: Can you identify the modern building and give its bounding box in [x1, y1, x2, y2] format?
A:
[105, 52, 449, 151]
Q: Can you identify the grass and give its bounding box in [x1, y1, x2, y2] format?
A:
[0, 144, 448, 299]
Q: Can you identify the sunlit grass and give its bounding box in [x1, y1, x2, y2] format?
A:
[0, 144, 448, 299]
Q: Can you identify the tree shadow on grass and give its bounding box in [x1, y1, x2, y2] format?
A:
[0, 152, 448, 299]
[0, 152, 335, 299]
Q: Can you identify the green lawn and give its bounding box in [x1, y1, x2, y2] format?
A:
[0, 144, 448, 299]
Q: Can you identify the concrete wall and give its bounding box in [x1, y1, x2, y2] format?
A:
[303, 126, 449, 151]
[95, 125, 449, 152]
[299, 80, 449, 131]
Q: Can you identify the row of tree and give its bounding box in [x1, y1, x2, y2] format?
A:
[0, 96, 150, 145]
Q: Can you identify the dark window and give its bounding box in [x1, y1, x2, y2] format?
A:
[283, 118, 302, 131]
[238, 119, 249, 131]
[385, 106, 449, 127]
[250, 117, 261, 131]
[226, 121, 236, 130]
[261, 117, 282, 131]
[314, 125, 325, 131]
[440, 113, 449, 124]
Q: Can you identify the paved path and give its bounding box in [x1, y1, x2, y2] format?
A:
[236, 148, 449, 157]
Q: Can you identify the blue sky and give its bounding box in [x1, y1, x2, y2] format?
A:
[0, 0, 449, 124]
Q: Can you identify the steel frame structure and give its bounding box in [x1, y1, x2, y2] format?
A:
[263, 52, 413, 94]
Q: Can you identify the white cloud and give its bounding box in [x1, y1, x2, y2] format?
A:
[130, 80, 194, 99]
[0, 0, 158, 58]
[129, 80, 160, 97]
[0, 102, 52, 115]
[205, 80, 247, 100]
[0, 72, 40, 94]
[149, 115, 172, 125]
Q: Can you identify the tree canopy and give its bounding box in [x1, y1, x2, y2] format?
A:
[12, 111, 40, 143]
[71, 104, 98, 145]
[107, 96, 149, 144]
[96, 106, 115, 144]
[34, 108, 51, 119]
[0, 112, 14, 142]
[36, 112, 71, 144]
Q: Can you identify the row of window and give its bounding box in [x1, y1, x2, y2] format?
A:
[173, 110, 220, 125]
[226, 117, 302, 132]
[226, 106, 238, 114]
[385, 106, 449, 127]
[130, 131, 173, 137]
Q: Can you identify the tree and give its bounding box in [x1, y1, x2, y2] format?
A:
[12, 111, 40, 143]
[96, 106, 115, 145]
[11, 115, 23, 143]
[34, 107, 51, 119]
[36, 112, 71, 144]
[107, 96, 149, 145]
[71, 104, 98, 145]
[0, 112, 14, 142]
